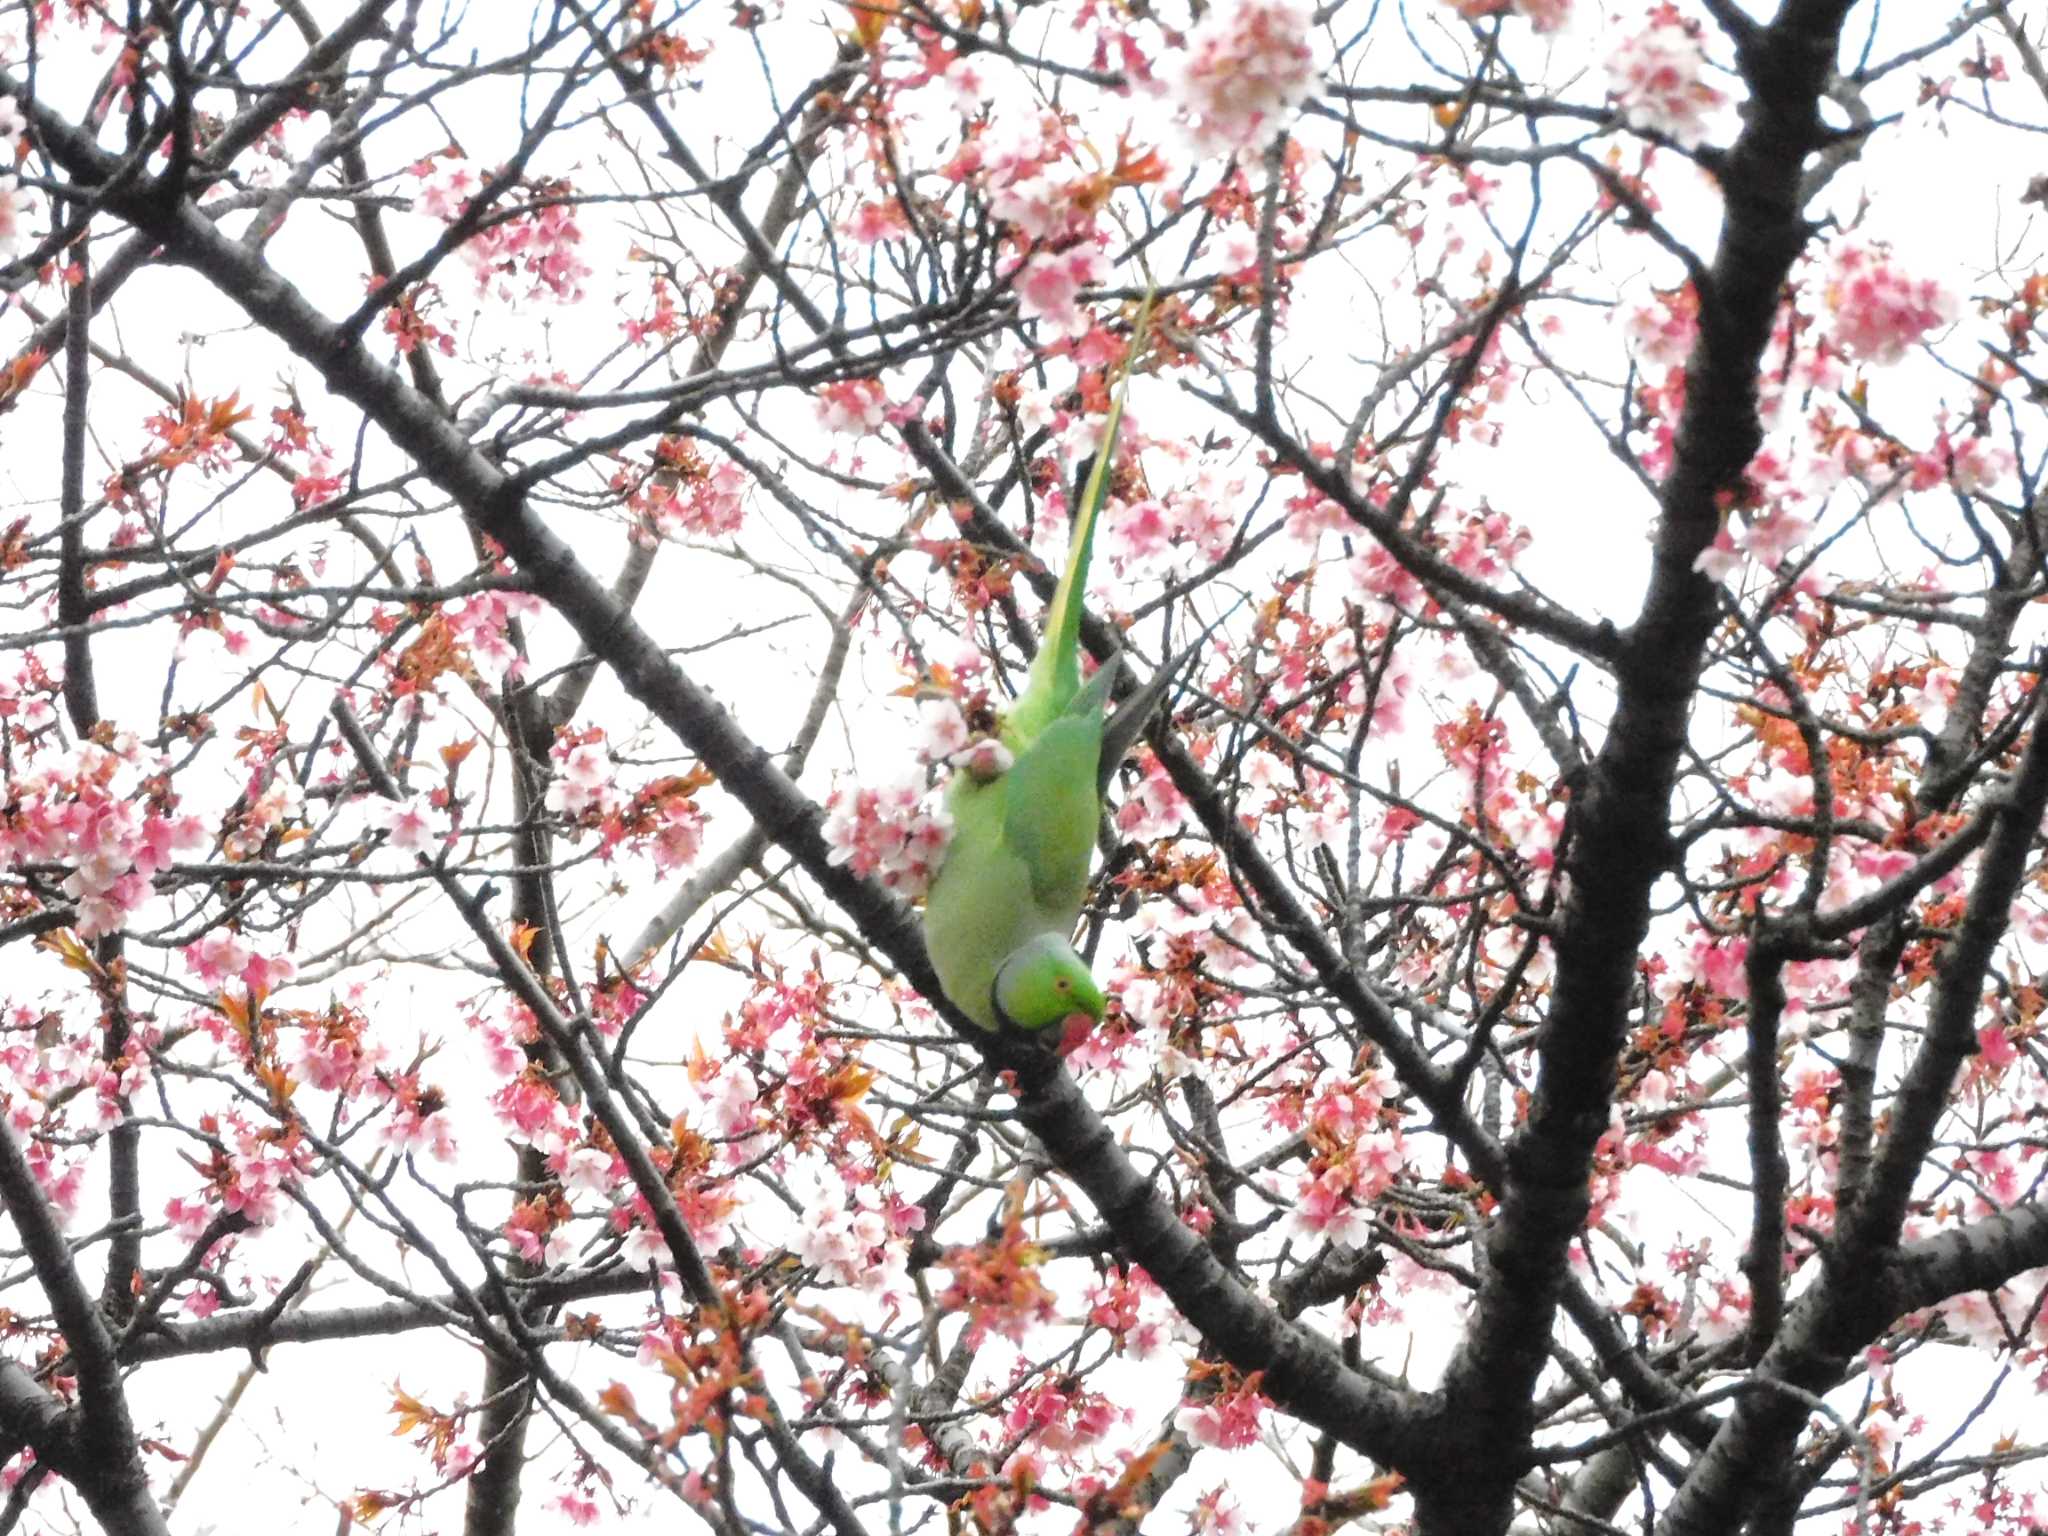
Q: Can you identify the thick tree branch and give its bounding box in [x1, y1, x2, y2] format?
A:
[1423, 1, 1864, 1525]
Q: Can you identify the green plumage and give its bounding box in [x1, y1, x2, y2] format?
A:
[923, 302, 1177, 1032]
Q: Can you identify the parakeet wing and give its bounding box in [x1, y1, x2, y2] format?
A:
[923, 774, 1032, 1030]
[1001, 710, 1104, 914]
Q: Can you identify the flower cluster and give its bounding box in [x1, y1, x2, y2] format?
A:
[547, 731, 621, 819]
[822, 779, 952, 896]
[1012, 243, 1111, 339]
[1169, 0, 1323, 160]
[1605, 6, 1727, 148]
[186, 1112, 309, 1229]
[0, 738, 208, 938]
[444, 587, 545, 685]
[1822, 239, 1961, 364]
[815, 377, 891, 435]
[411, 156, 591, 303]
[184, 930, 298, 998]
[1438, 0, 1573, 29]
[0, 95, 25, 259]
[1692, 505, 1815, 582]
[1620, 283, 1700, 370]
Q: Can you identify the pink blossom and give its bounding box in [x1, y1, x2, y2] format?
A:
[696, 1059, 762, 1138]
[1738, 507, 1813, 568]
[1822, 239, 1960, 365]
[1960, 1147, 2025, 1208]
[815, 377, 890, 435]
[242, 952, 297, 996]
[443, 1438, 482, 1479]
[1211, 224, 1259, 275]
[1283, 492, 1349, 544]
[1605, 7, 1727, 149]
[797, 1196, 904, 1293]
[1003, 1378, 1123, 1453]
[649, 800, 705, 873]
[989, 174, 1081, 242]
[470, 1008, 531, 1078]
[220, 1119, 303, 1227]
[1438, 0, 1572, 30]
[1190, 1488, 1246, 1536]
[292, 458, 345, 509]
[1620, 285, 1700, 369]
[1114, 756, 1188, 839]
[164, 1204, 215, 1253]
[915, 698, 970, 763]
[185, 930, 254, 987]
[1693, 507, 1813, 581]
[1012, 244, 1108, 339]
[1911, 432, 2015, 494]
[371, 793, 436, 852]
[1175, 1381, 1270, 1448]
[1171, 0, 1322, 159]
[381, 1097, 458, 1162]
[492, 1072, 574, 1154]
[1351, 541, 1426, 615]
[1288, 1167, 1373, 1247]
[552, 1490, 598, 1531]
[821, 779, 952, 897]
[548, 738, 618, 817]
[559, 1145, 617, 1197]
[415, 158, 478, 220]
[1976, 1022, 2018, 1071]
[843, 198, 909, 245]
[296, 1027, 365, 1093]
[1690, 1278, 1751, 1347]
[26, 1140, 84, 1220]
[1691, 525, 1740, 582]
[0, 175, 23, 258]
[939, 54, 989, 112]
[445, 589, 544, 685]
[1109, 497, 1175, 563]
[414, 158, 590, 305]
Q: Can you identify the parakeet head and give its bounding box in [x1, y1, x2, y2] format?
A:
[990, 934, 1106, 1032]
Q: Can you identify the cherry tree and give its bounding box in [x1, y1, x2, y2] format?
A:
[0, 0, 2046, 1533]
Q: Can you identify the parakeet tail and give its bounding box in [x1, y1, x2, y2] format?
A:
[1030, 290, 1156, 714]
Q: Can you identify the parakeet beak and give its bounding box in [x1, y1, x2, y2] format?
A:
[1056, 1011, 1097, 1057]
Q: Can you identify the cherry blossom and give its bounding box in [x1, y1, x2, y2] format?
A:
[547, 735, 619, 818]
[821, 778, 952, 896]
[1693, 504, 1815, 581]
[1604, 6, 1728, 148]
[1011, 243, 1109, 339]
[0, 3, 2044, 1529]
[1175, 1371, 1271, 1449]
[550, 1490, 601, 1527]
[1438, 0, 1573, 29]
[370, 793, 437, 852]
[1170, 0, 1323, 159]
[0, 175, 21, 258]
[444, 588, 545, 684]
[914, 697, 970, 763]
[1620, 283, 1700, 368]
[411, 158, 590, 303]
[815, 377, 890, 435]
[1822, 238, 1961, 364]
[843, 198, 909, 245]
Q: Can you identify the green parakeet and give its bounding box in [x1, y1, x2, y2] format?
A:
[922, 305, 1188, 1033]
